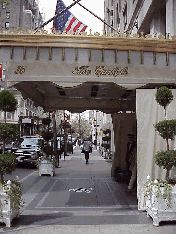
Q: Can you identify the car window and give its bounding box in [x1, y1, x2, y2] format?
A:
[21, 138, 43, 147]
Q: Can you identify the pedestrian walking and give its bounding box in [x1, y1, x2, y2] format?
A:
[82, 138, 92, 164]
[124, 134, 137, 195]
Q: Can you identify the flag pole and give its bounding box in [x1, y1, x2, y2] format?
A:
[72, 0, 116, 32]
[34, 0, 82, 31]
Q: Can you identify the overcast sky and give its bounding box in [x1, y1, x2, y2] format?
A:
[39, 0, 104, 34]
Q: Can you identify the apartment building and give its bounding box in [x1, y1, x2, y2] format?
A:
[0, 87, 43, 136]
[0, 1, 44, 135]
[104, 0, 175, 37]
[0, 0, 43, 31]
[89, 110, 114, 154]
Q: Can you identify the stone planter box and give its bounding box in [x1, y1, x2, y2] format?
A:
[39, 159, 55, 176]
[146, 181, 176, 226]
[0, 183, 20, 227]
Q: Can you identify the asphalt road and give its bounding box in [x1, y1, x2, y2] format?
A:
[1, 146, 176, 233]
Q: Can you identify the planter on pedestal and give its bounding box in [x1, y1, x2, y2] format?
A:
[38, 156, 56, 176]
[145, 176, 176, 226]
[0, 178, 23, 227]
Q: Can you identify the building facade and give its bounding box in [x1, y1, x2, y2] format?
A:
[0, 87, 43, 136]
[0, 0, 44, 136]
[89, 110, 115, 157]
[104, 0, 176, 37]
[0, 0, 43, 31]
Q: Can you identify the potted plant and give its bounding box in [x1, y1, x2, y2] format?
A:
[102, 129, 111, 159]
[0, 154, 23, 227]
[38, 130, 56, 176]
[42, 117, 52, 127]
[144, 86, 176, 226]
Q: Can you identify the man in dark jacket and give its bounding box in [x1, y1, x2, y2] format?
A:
[125, 134, 137, 194]
[126, 134, 136, 176]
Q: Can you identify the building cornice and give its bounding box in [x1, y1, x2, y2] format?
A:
[0, 32, 176, 53]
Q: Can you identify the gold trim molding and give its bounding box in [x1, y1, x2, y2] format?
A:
[1, 31, 176, 53]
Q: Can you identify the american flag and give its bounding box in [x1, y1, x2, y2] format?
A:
[53, 0, 87, 34]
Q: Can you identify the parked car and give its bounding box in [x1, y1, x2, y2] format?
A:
[16, 151, 42, 168]
[0, 141, 21, 154]
[15, 136, 44, 167]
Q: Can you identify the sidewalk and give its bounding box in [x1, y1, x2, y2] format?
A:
[1, 147, 176, 233]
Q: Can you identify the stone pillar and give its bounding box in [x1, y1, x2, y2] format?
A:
[150, 11, 165, 36]
[111, 113, 136, 177]
[166, 0, 175, 36]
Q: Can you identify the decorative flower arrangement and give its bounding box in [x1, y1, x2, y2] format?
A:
[59, 120, 71, 129]
[37, 156, 57, 168]
[144, 177, 173, 208]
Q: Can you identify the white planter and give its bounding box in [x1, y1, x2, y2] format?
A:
[145, 178, 176, 226]
[39, 159, 55, 176]
[0, 184, 20, 227]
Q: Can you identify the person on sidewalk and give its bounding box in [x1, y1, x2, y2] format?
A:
[124, 134, 137, 195]
[83, 138, 91, 164]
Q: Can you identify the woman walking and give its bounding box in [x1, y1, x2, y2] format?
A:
[83, 138, 91, 164]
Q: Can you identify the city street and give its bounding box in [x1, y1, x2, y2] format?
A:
[0, 146, 176, 233]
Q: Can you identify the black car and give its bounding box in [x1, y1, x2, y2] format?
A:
[0, 142, 21, 154]
[15, 136, 44, 167]
[16, 150, 42, 167]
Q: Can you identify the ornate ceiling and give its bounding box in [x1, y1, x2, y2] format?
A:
[14, 81, 136, 114]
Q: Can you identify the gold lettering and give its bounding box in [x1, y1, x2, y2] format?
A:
[72, 66, 91, 75]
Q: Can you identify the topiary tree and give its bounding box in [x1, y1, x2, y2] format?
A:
[0, 153, 16, 184]
[154, 86, 176, 182]
[41, 131, 53, 143]
[42, 145, 53, 158]
[154, 119, 176, 151]
[0, 123, 19, 154]
[42, 117, 52, 132]
[155, 86, 173, 119]
[0, 90, 18, 123]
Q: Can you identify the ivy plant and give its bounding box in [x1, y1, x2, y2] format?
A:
[1, 179, 24, 212]
[144, 179, 173, 208]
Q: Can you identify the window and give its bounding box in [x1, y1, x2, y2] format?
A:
[2, 2, 6, 9]
[7, 113, 11, 119]
[117, 4, 120, 24]
[5, 22, 9, 29]
[119, 0, 121, 12]
[111, 0, 113, 6]
[6, 12, 10, 19]
[111, 10, 113, 16]
[123, 4, 127, 29]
